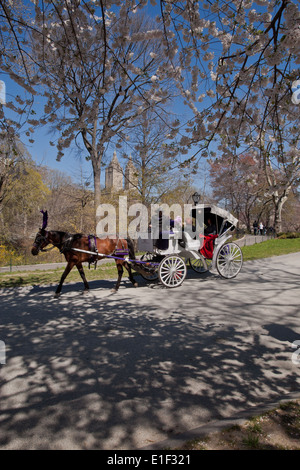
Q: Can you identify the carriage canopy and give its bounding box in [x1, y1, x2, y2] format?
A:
[191, 204, 238, 235]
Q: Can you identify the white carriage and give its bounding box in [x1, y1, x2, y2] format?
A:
[136, 204, 243, 288]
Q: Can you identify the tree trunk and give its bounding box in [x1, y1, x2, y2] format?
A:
[273, 193, 288, 234]
[273, 201, 283, 233]
[0, 206, 3, 233]
[24, 212, 27, 236]
[92, 162, 101, 233]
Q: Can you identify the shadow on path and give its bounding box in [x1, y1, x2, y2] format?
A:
[0, 254, 300, 449]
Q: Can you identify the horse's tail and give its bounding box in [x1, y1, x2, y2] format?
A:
[126, 237, 136, 261]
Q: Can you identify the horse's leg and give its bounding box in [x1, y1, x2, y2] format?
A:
[54, 261, 75, 298]
[77, 262, 90, 293]
[124, 261, 138, 288]
[112, 262, 123, 293]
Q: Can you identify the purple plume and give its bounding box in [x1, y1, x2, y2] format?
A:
[40, 210, 48, 230]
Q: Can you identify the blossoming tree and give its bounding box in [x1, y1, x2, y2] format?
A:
[0, 0, 299, 231]
[0, 0, 175, 227]
[157, 0, 300, 231]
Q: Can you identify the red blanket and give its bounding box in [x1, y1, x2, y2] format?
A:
[200, 234, 218, 259]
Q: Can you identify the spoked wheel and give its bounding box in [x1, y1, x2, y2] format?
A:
[139, 252, 158, 281]
[158, 255, 187, 288]
[216, 242, 243, 279]
[189, 257, 211, 273]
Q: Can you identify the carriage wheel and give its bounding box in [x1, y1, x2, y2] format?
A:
[139, 252, 158, 281]
[189, 257, 211, 273]
[158, 255, 187, 288]
[216, 242, 243, 279]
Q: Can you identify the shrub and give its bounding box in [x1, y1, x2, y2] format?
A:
[277, 232, 300, 239]
[0, 245, 22, 267]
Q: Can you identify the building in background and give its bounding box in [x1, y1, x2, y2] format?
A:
[104, 151, 138, 193]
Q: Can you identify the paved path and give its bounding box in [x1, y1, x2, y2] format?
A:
[0, 252, 299, 449]
[0, 259, 113, 273]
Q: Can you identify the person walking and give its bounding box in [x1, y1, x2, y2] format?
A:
[253, 220, 258, 235]
[259, 221, 264, 235]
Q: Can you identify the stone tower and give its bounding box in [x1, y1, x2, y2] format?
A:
[124, 155, 138, 191]
[105, 151, 123, 191]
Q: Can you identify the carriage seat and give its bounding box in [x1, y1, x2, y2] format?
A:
[181, 231, 201, 251]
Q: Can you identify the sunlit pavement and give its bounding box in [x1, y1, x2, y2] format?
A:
[0, 252, 299, 449]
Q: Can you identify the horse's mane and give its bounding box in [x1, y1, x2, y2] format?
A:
[49, 230, 84, 238]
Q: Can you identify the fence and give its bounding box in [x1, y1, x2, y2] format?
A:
[235, 234, 276, 247]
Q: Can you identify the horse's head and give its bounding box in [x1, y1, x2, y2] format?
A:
[32, 210, 50, 255]
[31, 228, 50, 255]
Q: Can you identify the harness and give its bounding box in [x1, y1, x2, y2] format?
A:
[61, 233, 74, 252]
[64, 234, 130, 268]
[86, 236, 129, 268]
[87, 235, 99, 269]
[33, 231, 56, 253]
[114, 237, 127, 255]
[35, 230, 130, 266]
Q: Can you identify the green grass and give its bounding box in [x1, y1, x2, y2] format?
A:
[241, 237, 300, 261]
[242, 433, 261, 449]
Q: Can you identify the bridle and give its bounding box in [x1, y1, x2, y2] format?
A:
[33, 231, 55, 253]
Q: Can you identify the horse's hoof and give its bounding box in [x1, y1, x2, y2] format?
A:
[134, 282, 138, 288]
[53, 292, 61, 299]
[82, 289, 90, 295]
[111, 288, 118, 294]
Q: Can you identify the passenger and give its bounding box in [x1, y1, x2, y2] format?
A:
[174, 215, 182, 228]
[204, 217, 217, 235]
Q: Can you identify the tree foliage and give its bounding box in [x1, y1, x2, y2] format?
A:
[0, 0, 299, 231]
[209, 153, 270, 229]
[0, 129, 30, 209]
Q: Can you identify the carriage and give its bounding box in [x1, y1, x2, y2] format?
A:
[135, 204, 243, 288]
[31, 205, 243, 296]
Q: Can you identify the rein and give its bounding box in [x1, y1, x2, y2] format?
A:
[40, 245, 56, 253]
[71, 247, 160, 266]
[33, 231, 57, 253]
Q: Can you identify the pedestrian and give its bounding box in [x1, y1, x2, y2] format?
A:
[253, 220, 258, 235]
[259, 221, 264, 235]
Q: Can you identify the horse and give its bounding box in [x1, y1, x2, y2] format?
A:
[31, 227, 138, 297]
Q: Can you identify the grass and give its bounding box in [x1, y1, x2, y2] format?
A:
[241, 237, 300, 261]
[0, 263, 120, 288]
[0, 238, 299, 288]
[178, 400, 300, 450]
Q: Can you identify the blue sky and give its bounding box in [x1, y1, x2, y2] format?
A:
[2, 0, 291, 193]
[2, 72, 201, 187]
[2, 73, 104, 184]
[1, 58, 207, 191]
[0, 0, 219, 191]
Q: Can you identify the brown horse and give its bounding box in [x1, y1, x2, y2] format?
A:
[31, 228, 138, 297]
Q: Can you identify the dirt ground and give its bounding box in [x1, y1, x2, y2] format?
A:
[180, 400, 300, 450]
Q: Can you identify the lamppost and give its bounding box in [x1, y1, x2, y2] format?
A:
[192, 191, 200, 206]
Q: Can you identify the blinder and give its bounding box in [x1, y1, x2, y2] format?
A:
[32, 230, 50, 254]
